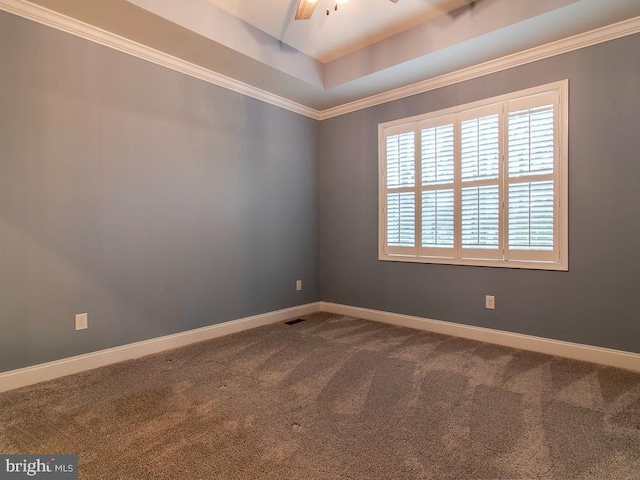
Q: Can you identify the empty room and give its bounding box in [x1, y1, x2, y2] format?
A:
[1, 0, 640, 478]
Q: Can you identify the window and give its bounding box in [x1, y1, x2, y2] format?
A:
[379, 81, 568, 270]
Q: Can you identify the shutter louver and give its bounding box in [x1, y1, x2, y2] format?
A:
[461, 114, 499, 181]
[420, 118, 456, 254]
[507, 96, 556, 260]
[385, 130, 417, 250]
[422, 190, 454, 248]
[508, 181, 554, 250]
[461, 186, 499, 249]
[387, 132, 415, 188]
[508, 105, 554, 177]
[422, 124, 454, 185]
[387, 192, 416, 247]
[460, 110, 501, 256]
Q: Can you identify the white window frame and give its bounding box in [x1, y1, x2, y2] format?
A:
[378, 80, 568, 271]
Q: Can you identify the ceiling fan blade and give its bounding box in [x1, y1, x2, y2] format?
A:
[389, 0, 399, 3]
[295, 0, 318, 20]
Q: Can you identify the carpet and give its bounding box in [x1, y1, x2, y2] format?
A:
[1, 312, 640, 479]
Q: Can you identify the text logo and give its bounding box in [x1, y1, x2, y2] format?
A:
[0, 456, 77, 480]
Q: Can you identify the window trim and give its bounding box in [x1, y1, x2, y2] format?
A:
[378, 80, 568, 271]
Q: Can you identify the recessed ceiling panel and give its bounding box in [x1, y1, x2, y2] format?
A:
[205, 0, 473, 63]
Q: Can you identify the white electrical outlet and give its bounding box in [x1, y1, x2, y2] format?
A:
[485, 295, 495, 310]
[75, 313, 88, 330]
[296, 280, 302, 291]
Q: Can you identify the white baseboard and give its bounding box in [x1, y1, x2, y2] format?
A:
[0, 302, 321, 393]
[321, 302, 640, 373]
[4, 300, 639, 393]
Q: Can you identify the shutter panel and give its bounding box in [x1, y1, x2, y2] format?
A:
[461, 114, 500, 181]
[506, 92, 557, 262]
[422, 189, 454, 248]
[461, 185, 500, 249]
[419, 116, 456, 256]
[383, 127, 417, 254]
[387, 192, 416, 247]
[422, 124, 454, 185]
[508, 104, 554, 177]
[508, 181, 554, 250]
[387, 132, 415, 188]
[459, 106, 502, 258]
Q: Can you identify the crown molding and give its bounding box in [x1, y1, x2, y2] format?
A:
[0, 0, 321, 120]
[1, 0, 639, 121]
[318, 15, 640, 120]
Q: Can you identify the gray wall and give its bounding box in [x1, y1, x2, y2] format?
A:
[0, 12, 319, 373]
[2, 10, 639, 375]
[319, 33, 640, 354]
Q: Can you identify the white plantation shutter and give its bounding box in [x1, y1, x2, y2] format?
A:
[461, 185, 500, 249]
[508, 182, 554, 250]
[508, 103, 554, 177]
[422, 124, 454, 185]
[459, 106, 502, 258]
[379, 81, 567, 270]
[460, 111, 500, 181]
[383, 125, 418, 254]
[506, 92, 558, 262]
[387, 192, 415, 247]
[386, 131, 416, 189]
[422, 189, 455, 249]
[420, 116, 456, 256]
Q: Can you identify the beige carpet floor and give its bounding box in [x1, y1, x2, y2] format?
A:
[1, 312, 640, 479]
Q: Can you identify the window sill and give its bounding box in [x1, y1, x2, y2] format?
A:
[378, 253, 568, 271]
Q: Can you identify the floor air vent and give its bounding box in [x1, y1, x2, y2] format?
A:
[284, 318, 306, 325]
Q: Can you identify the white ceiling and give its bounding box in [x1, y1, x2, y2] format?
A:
[7, 0, 640, 113]
[204, 0, 475, 63]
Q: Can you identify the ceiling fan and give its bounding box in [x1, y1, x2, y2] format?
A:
[295, 0, 399, 21]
